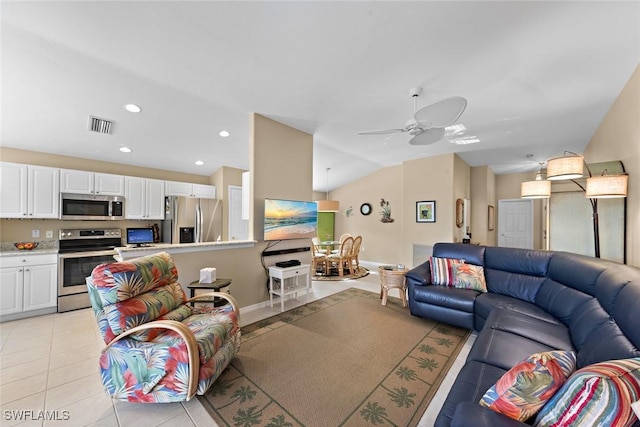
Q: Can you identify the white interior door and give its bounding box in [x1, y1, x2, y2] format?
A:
[498, 199, 533, 249]
[228, 185, 248, 240]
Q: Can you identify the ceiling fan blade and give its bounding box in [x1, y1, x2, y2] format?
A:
[357, 128, 404, 135]
[414, 96, 468, 128]
[408, 127, 445, 145]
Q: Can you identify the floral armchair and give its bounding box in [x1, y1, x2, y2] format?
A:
[86, 251, 240, 403]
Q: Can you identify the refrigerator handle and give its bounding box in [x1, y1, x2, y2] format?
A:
[195, 200, 202, 243]
[172, 197, 180, 245]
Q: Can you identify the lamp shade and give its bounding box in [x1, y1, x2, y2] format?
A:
[586, 174, 628, 198]
[521, 180, 551, 198]
[546, 155, 584, 180]
[316, 200, 340, 212]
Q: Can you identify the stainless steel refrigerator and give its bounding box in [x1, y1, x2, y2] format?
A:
[162, 197, 223, 244]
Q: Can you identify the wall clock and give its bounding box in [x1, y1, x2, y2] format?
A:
[360, 203, 372, 216]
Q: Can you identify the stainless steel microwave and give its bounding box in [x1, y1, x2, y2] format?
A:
[60, 193, 125, 220]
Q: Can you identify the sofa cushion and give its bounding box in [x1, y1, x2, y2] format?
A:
[534, 358, 640, 427]
[479, 351, 576, 422]
[435, 360, 507, 427]
[453, 263, 487, 292]
[431, 256, 465, 286]
[412, 285, 479, 312]
[481, 309, 573, 352]
[577, 318, 640, 368]
[483, 247, 551, 302]
[433, 242, 485, 266]
[468, 310, 574, 371]
[451, 402, 530, 427]
[475, 293, 561, 331]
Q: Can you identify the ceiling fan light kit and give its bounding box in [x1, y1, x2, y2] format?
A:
[358, 87, 468, 145]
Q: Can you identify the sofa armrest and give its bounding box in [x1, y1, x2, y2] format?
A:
[451, 402, 529, 427]
[406, 261, 431, 286]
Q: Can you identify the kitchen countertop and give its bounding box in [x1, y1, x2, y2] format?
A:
[0, 240, 59, 257]
[0, 248, 59, 257]
[114, 240, 257, 260]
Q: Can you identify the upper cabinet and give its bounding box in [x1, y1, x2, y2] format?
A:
[60, 169, 125, 196]
[0, 162, 60, 219]
[165, 181, 216, 198]
[125, 177, 165, 220]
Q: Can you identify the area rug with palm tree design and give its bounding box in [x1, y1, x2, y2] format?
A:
[198, 288, 469, 427]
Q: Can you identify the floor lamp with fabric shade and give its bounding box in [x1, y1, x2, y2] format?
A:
[521, 153, 628, 258]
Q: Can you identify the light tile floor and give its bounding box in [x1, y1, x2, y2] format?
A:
[0, 264, 474, 426]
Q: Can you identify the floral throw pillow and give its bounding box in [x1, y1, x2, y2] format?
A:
[452, 263, 487, 292]
[480, 350, 577, 422]
[429, 256, 464, 286]
[534, 357, 640, 427]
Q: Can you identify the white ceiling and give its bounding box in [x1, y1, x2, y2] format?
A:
[2, 1, 638, 193]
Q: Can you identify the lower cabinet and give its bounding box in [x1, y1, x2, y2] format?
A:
[0, 254, 57, 321]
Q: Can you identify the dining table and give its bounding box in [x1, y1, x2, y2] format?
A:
[320, 240, 342, 254]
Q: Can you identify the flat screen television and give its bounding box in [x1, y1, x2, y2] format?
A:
[126, 227, 155, 247]
[264, 198, 318, 241]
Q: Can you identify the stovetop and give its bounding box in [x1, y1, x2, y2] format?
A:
[59, 228, 122, 253]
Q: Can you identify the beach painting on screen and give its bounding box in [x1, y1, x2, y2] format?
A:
[264, 199, 318, 241]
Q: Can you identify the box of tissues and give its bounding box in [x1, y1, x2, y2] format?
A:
[199, 267, 217, 283]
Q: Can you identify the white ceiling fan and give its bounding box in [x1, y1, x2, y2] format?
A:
[358, 87, 468, 145]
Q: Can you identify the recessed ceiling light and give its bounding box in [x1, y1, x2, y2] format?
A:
[119, 147, 132, 153]
[195, 160, 204, 166]
[125, 104, 141, 113]
[219, 130, 230, 137]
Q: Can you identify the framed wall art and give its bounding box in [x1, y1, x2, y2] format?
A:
[488, 205, 495, 231]
[416, 201, 436, 223]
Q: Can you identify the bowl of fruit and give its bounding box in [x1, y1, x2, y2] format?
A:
[14, 242, 39, 251]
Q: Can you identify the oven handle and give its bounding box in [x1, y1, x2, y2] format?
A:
[59, 250, 118, 260]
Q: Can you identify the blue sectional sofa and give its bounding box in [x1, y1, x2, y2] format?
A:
[406, 243, 640, 427]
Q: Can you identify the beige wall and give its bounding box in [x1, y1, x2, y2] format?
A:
[584, 64, 639, 267]
[470, 166, 497, 246]
[330, 153, 468, 267]
[495, 172, 546, 250]
[331, 165, 403, 265]
[214, 166, 247, 241]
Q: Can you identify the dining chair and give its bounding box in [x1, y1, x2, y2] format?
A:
[331, 233, 352, 254]
[311, 241, 328, 275]
[327, 236, 354, 276]
[312, 236, 327, 254]
[350, 235, 362, 271]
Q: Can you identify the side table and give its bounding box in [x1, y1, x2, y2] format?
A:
[378, 265, 409, 307]
[187, 278, 232, 307]
[268, 264, 311, 312]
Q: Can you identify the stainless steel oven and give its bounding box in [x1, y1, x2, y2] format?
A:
[58, 228, 122, 312]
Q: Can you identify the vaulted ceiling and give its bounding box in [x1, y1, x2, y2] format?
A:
[2, 1, 638, 192]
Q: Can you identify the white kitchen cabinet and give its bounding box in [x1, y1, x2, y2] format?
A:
[125, 177, 165, 220]
[0, 254, 57, 321]
[0, 162, 59, 219]
[165, 180, 216, 198]
[60, 169, 125, 196]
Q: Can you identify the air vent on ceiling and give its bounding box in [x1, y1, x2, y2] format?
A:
[88, 115, 114, 134]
